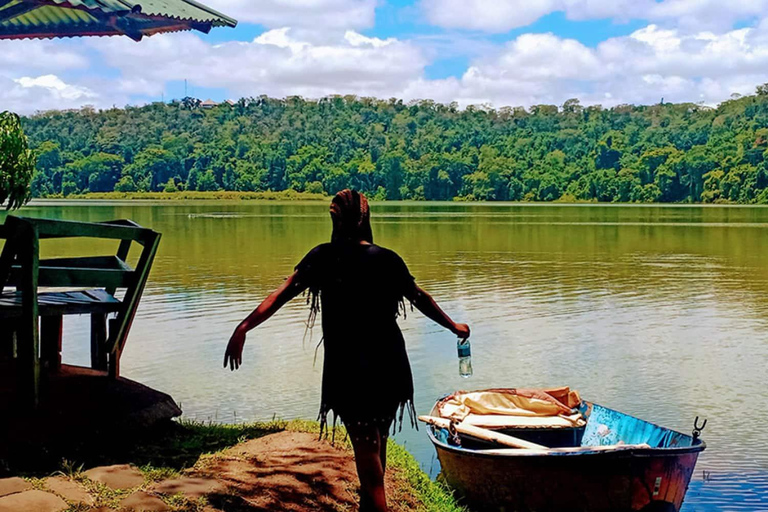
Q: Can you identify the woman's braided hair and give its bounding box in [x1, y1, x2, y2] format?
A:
[330, 189, 373, 244]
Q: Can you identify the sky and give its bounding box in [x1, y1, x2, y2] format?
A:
[2, 0, 768, 114]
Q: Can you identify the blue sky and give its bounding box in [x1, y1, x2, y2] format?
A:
[2, 0, 768, 113]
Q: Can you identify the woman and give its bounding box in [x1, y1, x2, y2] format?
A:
[224, 189, 470, 512]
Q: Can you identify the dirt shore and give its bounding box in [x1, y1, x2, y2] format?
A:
[0, 428, 438, 511]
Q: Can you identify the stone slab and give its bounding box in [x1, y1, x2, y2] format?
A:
[0, 490, 67, 512]
[121, 491, 170, 511]
[45, 476, 94, 505]
[84, 464, 144, 490]
[0, 477, 31, 498]
[150, 476, 226, 499]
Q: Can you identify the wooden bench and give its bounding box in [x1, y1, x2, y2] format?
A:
[0, 215, 161, 407]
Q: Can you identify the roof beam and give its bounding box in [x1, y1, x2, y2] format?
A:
[0, 25, 121, 38]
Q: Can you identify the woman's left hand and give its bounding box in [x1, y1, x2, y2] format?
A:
[224, 328, 246, 371]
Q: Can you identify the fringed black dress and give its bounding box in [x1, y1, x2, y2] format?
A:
[295, 241, 417, 436]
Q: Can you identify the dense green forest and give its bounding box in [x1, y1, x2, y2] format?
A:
[20, 84, 768, 203]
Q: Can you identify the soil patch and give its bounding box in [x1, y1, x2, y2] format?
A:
[0, 428, 431, 511]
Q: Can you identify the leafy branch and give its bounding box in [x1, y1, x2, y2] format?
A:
[0, 111, 35, 210]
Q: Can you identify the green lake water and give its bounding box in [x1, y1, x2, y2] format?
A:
[3, 201, 768, 510]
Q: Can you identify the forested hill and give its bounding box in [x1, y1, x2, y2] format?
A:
[21, 86, 768, 203]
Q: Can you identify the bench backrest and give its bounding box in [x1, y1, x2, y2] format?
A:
[1, 216, 159, 289]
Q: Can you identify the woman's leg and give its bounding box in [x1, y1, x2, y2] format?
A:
[347, 422, 388, 512]
[378, 411, 397, 475]
[379, 431, 389, 475]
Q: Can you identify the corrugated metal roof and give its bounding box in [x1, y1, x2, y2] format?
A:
[48, 0, 236, 24]
[4, 4, 97, 29]
[0, 0, 236, 40]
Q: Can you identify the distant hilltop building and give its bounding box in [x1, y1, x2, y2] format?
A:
[199, 99, 236, 108]
[176, 97, 236, 109]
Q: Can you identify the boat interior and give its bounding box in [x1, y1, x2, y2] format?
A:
[429, 388, 703, 453]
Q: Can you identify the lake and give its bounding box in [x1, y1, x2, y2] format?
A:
[3, 201, 768, 511]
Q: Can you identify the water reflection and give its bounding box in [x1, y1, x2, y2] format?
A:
[3, 201, 768, 510]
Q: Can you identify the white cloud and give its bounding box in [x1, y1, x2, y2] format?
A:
[434, 22, 768, 108]
[648, 0, 768, 32]
[203, 0, 377, 31]
[421, 0, 557, 33]
[158, 20, 766, 108]
[0, 40, 89, 74]
[0, 39, 96, 113]
[4, 9, 768, 116]
[94, 28, 427, 100]
[0, 75, 102, 114]
[14, 75, 96, 100]
[421, 0, 768, 33]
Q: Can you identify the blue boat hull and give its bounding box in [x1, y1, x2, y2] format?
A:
[428, 399, 705, 512]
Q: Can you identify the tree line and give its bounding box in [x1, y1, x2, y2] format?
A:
[20, 84, 768, 203]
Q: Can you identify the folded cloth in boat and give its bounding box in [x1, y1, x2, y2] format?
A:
[437, 388, 585, 428]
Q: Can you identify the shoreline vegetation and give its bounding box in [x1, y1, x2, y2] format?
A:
[29, 191, 768, 205]
[20, 85, 768, 205]
[64, 190, 330, 201]
[3, 419, 464, 511]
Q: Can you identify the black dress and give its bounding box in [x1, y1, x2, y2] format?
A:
[294, 241, 417, 435]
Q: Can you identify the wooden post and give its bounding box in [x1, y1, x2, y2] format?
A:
[90, 313, 108, 371]
[40, 315, 63, 371]
[17, 223, 40, 408]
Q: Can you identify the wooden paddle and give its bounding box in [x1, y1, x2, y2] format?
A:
[418, 415, 548, 451]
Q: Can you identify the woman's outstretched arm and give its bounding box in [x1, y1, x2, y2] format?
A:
[406, 284, 470, 339]
[224, 272, 307, 370]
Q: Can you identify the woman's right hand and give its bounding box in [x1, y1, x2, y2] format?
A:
[453, 323, 471, 339]
[224, 327, 246, 371]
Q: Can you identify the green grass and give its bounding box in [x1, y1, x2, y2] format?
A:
[62, 190, 329, 201]
[386, 441, 466, 512]
[138, 464, 181, 483]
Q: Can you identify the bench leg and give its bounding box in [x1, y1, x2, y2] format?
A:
[0, 323, 16, 393]
[0, 320, 16, 359]
[108, 317, 120, 378]
[90, 313, 108, 371]
[16, 319, 39, 408]
[40, 315, 63, 372]
[108, 349, 120, 378]
[17, 227, 40, 408]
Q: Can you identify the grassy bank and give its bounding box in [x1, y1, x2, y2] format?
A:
[5, 418, 464, 512]
[61, 190, 330, 201]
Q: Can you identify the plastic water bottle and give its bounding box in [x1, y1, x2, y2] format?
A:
[457, 338, 473, 378]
